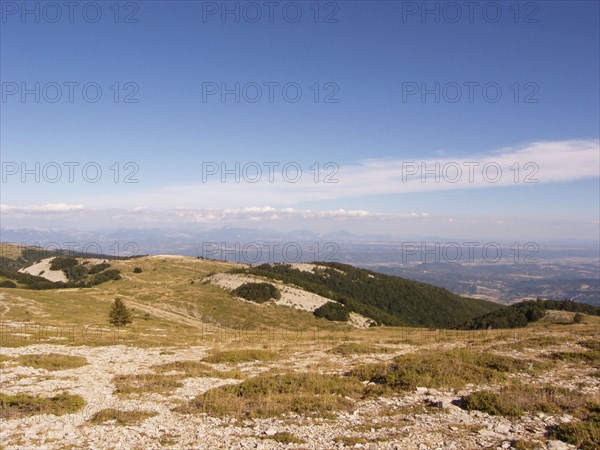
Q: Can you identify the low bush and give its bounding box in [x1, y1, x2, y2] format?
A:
[314, 302, 349, 322]
[232, 282, 281, 303]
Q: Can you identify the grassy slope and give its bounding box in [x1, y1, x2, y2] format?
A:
[0, 247, 347, 346]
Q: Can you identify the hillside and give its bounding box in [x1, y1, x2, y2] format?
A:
[459, 299, 600, 329]
[0, 244, 501, 330]
[1, 243, 599, 449]
[234, 262, 502, 328]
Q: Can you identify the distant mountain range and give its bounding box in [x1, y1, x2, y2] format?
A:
[2, 227, 598, 306]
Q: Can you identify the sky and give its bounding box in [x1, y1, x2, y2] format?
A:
[1, 0, 599, 241]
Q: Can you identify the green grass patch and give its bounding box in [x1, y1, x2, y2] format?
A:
[0, 392, 85, 419]
[89, 408, 157, 425]
[179, 372, 364, 418]
[201, 349, 281, 364]
[16, 353, 88, 371]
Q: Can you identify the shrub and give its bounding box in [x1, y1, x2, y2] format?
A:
[550, 405, 600, 450]
[109, 298, 132, 327]
[573, 313, 585, 324]
[232, 282, 281, 303]
[88, 262, 110, 274]
[314, 302, 349, 322]
[89, 269, 121, 286]
[50, 257, 78, 270]
[133, 267, 143, 273]
[0, 280, 17, 288]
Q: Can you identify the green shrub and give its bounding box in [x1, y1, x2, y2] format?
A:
[109, 298, 132, 327]
[0, 280, 17, 288]
[550, 406, 600, 450]
[89, 269, 121, 286]
[133, 267, 143, 273]
[88, 262, 110, 274]
[232, 282, 281, 303]
[314, 302, 349, 322]
[50, 257, 78, 271]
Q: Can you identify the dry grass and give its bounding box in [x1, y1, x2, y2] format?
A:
[16, 353, 88, 371]
[459, 383, 599, 418]
[328, 342, 393, 355]
[113, 373, 185, 395]
[89, 408, 157, 425]
[550, 349, 600, 367]
[201, 349, 281, 364]
[262, 432, 305, 444]
[0, 392, 85, 419]
[349, 348, 545, 391]
[151, 360, 243, 379]
[179, 372, 364, 418]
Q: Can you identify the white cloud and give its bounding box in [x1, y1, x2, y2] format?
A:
[96, 139, 598, 209]
[0, 203, 84, 213]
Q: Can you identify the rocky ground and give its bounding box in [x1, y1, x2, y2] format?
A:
[1, 334, 594, 450]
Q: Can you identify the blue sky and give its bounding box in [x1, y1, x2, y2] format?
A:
[1, 1, 599, 240]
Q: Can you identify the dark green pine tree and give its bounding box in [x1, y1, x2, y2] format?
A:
[109, 298, 132, 327]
